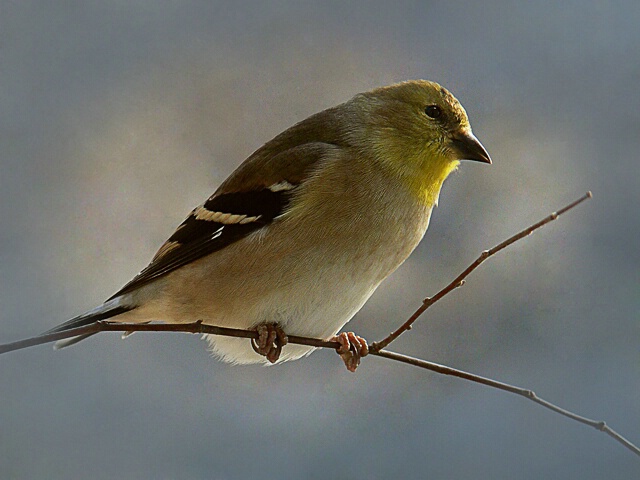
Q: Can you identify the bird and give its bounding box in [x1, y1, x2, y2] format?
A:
[35, 80, 492, 371]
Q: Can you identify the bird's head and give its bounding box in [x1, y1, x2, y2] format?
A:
[348, 80, 491, 205]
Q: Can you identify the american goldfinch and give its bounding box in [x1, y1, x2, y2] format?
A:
[45, 80, 490, 371]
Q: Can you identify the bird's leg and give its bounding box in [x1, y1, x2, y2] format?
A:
[251, 322, 288, 363]
[331, 332, 369, 372]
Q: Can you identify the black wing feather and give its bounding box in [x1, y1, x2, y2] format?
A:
[109, 188, 293, 299]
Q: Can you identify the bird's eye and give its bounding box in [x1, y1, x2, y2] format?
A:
[424, 105, 442, 119]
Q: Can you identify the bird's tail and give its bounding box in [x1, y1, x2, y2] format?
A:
[44, 298, 136, 349]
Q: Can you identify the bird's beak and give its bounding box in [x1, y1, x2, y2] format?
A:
[449, 129, 492, 164]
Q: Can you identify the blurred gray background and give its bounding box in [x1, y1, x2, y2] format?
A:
[1, 1, 638, 478]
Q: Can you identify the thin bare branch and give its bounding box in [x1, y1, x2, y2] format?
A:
[373, 349, 640, 457]
[3, 190, 635, 457]
[2, 318, 637, 457]
[0, 320, 342, 355]
[369, 191, 593, 353]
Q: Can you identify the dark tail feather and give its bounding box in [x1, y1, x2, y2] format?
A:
[45, 304, 135, 349]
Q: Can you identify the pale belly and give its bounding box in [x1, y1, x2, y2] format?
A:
[202, 263, 383, 364]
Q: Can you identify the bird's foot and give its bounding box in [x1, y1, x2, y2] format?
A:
[331, 332, 369, 372]
[251, 322, 288, 363]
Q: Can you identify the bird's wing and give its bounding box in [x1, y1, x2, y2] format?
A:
[108, 142, 339, 299]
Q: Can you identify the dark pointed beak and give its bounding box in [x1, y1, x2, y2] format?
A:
[449, 129, 492, 164]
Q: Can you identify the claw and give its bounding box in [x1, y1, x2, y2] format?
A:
[251, 323, 288, 363]
[331, 332, 369, 372]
